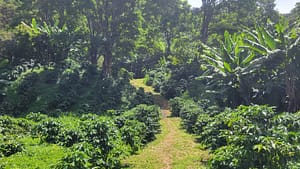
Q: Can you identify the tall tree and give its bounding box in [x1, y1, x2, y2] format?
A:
[289, 2, 300, 23]
[200, 0, 217, 42]
[77, 0, 139, 76]
[201, 0, 278, 43]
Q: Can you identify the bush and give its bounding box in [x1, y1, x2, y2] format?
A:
[35, 120, 63, 143]
[160, 79, 187, 99]
[205, 105, 300, 169]
[58, 129, 82, 147]
[179, 100, 204, 133]
[122, 104, 161, 143]
[26, 112, 48, 122]
[54, 142, 93, 169]
[199, 111, 229, 149]
[144, 66, 170, 93]
[0, 141, 23, 157]
[81, 117, 123, 154]
[0, 115, 31, 134]
[119, 120, 147, 153]
[169, 97, 185, 117]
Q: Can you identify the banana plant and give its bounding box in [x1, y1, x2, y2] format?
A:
[243, 20, 300, 112]
[18, 18, 71, 66]
[199, 31, 258, 106]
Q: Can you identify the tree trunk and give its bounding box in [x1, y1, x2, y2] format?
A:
[200, 0, 215, 43]
[102, 47, 112, 77]
[90, 36, 98, 65]
[285, 63, 300, 112]
[165, 30, 172, 57]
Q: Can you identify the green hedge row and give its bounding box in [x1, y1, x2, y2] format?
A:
[170, 97, 300, 169]
[0, 104, 161, 169]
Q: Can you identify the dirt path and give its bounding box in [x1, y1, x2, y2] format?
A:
[122, 79, 209, 169]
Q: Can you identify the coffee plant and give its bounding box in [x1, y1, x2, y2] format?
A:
[171, 98, 300, 169]
[0, 141, 23, 157]
[35, 120, 63, 143]
[122, 104, 161, 143]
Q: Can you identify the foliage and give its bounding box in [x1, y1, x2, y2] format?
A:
[171, 96, 300, 169]
[144, 66, 171, 92]
[0, 141, 23, 157]
[35, 120, 63, 144]
[199, 31, 259, 107]
[1, 0, 300, 168]
[0, 103, 161, 168]
[199, 20, 300, 111]
[118, 119, 147, 153]
[122, 104, 161, 143]
[0, 66, 154, 115]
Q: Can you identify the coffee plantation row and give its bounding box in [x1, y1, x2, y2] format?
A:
[170, 97, 300, 169]
[0, 104, 161, 169]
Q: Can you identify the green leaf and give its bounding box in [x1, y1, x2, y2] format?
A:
[254, 144, 264, 152]
[243, 39, 269, 55]
[31, 18, 39, 34]
[260, 26, 277, 50]
[223, 61, 232, 73]
[241, 52, 256, 66]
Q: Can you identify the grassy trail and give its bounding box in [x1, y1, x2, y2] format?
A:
[122, 79, 209, 169]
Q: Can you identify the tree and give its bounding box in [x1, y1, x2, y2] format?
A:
[200, 0, 217, 43]
[201, 0, 279, 44]
[76, 0, 140, 77]
[289, 2, 300, 23]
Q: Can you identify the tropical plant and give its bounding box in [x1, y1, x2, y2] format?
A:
[199, 31, 258, 107]
[243, 20, 300, 112]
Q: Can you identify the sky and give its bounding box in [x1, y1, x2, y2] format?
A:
[187, 0, 300, 14]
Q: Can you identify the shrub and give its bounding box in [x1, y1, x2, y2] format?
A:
[35, 120, 63, 143]
[179, 100, 204, 133]
[0, 141, 23, 157]
[122, 104, 161, 143]
[160, 79, 187, 99]
[81, 117, 130, 167]
[169, 97, 185, 117]
[194, 113, 212, 135]
[82, 117, 122, 153]
[54, 142, 92, 169]
[26, 112, 49, 122]
[204, 105, 300, 169]
[199, 111, 229, 149]
[119, 120, 147, 153]
[209, 145, 249, 169]
[0, 115, 31, 134]
[58, 129, 82, 147]
[0, 116, 13, 134]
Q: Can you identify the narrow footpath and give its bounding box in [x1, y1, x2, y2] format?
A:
[122, 79, 209, 169]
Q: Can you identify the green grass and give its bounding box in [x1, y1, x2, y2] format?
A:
[124, 79, 210, 169]
[130, 79, 159, 94]
[122, 119, 170, 169]
[0, 137, 68, 169]
[58, 114, 82, 129]
[122, 117, 209, 169]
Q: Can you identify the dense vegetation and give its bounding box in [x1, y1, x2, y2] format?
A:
[0, 0, 300, 168]
[0, 105, 161, 168]
[170, 97, 300, 168]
